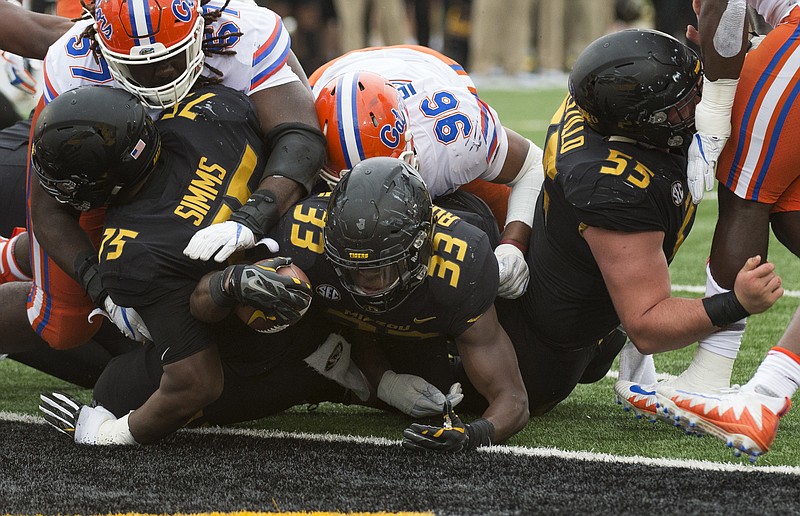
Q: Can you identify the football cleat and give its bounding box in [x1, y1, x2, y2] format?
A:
[614, 380, 659, 422]
[656, 385, 791, 460]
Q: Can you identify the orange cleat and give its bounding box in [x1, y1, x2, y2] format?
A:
[656, 386, 791, 461]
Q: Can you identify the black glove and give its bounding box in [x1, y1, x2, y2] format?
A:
[39, 391, 82, 437]
[224, 256, 313, 327]
[402, 400, 496, 452]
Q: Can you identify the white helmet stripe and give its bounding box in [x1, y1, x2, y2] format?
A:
[128, 0, 156, 46]
[336, 72, 366, 170]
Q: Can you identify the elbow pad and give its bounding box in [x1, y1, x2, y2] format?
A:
[263, 122, 327, 195]
[505, 139, 544, 228]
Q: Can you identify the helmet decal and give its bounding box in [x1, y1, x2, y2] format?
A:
[126, 0, 157, 44]
[323, 157, 433, 313]
[172, 0, 194, 23]
[379, 106, 407, 149]
[32, 86, 160, 211]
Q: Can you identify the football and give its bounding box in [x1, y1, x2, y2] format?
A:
[234, 261, 312, 333]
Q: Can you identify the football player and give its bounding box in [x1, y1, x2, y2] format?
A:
[195, 157, 530, 451]
[461, 29, 782, 418]
[309, 46, 545, 300]
[0, 0, 325, 358]
[37, 85, 323, 445]
[651, 0, 800, 459]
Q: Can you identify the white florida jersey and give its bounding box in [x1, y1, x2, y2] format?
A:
[309, 45, 509, 198]
[750, 0, 798, 26]
[40, 0, 298, 113]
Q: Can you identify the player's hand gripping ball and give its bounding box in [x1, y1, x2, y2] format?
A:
[235, 259, 312, 333]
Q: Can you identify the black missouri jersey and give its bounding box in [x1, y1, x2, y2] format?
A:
[522, 95, 697, 349]
[269, 192, 499, 339]
[97, 85, 266, 306]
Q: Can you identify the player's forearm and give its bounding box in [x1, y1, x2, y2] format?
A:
[623, 297, 718, 354]
[30, 190, 95, 280]
[189, 271, 232, 323]
[499, 221, 530, 251]
[481, 392, 529, 444]
[0, 3, 70, 59]
[128, 348, 224, 443]
[500, 136, 542, 247]
[699, 0, 748, 80]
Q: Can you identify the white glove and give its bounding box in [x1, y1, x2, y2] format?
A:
[377, 370, 463, 417]
[74, 405, 117, 445]
[183, 221, 259, 263]
[686, 133, 726, 204]
[1, 50, 36, 95]
[88, 297, 152, 343]
[495, 243, 529, 299]
[687, 77, 738, 204]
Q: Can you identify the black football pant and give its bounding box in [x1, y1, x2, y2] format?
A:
[92, 334, 348, 424]
[456, 297, 627, 417]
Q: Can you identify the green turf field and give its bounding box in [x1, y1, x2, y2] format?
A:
[3, 87, 798, 467]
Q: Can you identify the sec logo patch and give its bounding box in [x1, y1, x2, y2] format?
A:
[316, 284, 341, 301]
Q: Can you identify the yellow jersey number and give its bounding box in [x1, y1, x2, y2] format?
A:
[289, 193, 330, 254]
[599, 149, 654, 189]
[99, 228, 139, 261]
[428, 231, 467, 288]
[166, 92, 262, 227]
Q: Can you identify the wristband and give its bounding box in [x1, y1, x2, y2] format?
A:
[694, 78, 738, 137]
[702, 291, 750, 327]
[465, 418, 495, 450]
[498, 239, 527, 254]
[230, 189, 281, 238]
[208, 269, 235, 309]
[74, 250, 107, 306]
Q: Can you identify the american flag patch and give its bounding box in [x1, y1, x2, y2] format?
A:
[130, 139, 146, 159]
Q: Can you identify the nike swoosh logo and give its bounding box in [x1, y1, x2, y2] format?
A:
[413, 316, 436, 324]
[161, 347, 170, 361]
[630, 384, 655, 396]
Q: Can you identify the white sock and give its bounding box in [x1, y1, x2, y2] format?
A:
[0, 231, 31, 282]
[743, 347, 800, 399]
[697, 263, 746, 360]
[668, 346, 734, 391]
[618, 338, 657, 385]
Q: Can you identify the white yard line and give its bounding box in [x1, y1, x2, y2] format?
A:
[4, 410, 799, 476]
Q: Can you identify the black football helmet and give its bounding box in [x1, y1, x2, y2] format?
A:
[568, 28, 702, 148]
[32, 85, 160, 211]
[324, 156, 433, 314]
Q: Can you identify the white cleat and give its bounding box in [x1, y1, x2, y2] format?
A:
[656, 385, 791, 461]
[614, 380, 659, 422]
